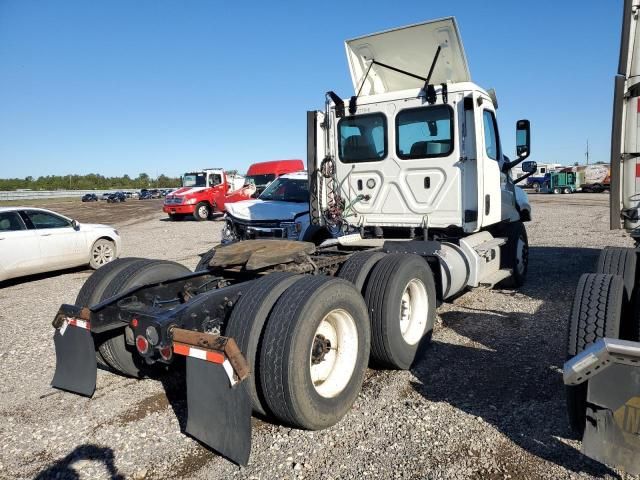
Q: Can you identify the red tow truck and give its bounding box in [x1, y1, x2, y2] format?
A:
[163, 160, 304, 221]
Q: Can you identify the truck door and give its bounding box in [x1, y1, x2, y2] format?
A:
[478, 104, 503, 227]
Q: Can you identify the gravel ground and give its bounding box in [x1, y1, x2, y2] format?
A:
[0, 193, 638, 480]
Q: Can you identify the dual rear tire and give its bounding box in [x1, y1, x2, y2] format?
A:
[75, 258, 191, 377]
[565, 246, 638, 435]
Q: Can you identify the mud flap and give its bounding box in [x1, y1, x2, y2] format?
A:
[51, 325, 97, 397]
[185, 356, 251, 466]
[582, 363, 640, 475]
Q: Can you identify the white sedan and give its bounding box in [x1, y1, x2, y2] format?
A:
[0, 207, 121, 282]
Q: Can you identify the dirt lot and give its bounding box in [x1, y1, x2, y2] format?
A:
[0, 193, 637, 480]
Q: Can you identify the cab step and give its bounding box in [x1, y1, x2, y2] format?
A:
[478, 269, 511, 288]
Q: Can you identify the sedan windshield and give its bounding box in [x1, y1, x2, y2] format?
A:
[259, 177, 309, 203]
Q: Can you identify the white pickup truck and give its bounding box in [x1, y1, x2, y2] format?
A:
[222, 171, 312, 243]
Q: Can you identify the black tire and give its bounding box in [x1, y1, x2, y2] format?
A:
[595, 246, 637, 299]
[364, 254, 436, 369]
[75, 257, 146, 368]
[553, 187, 561, 194]
[563, 188, 571, 194]
[532, 182, 540, 192]
[337, 251, 386, 292]
[193, 202, 210, 221]
[260, 276, 370, 430]
[195, 249, 216, 272]
[225, 272, 302, 415]
[497, 221, 529, 288]
[566, 273, 624, 436]
[98, 260, 191, 377]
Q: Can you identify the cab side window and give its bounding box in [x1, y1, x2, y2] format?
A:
[483, 110, 501, 161]
[0, 212, 26, 231]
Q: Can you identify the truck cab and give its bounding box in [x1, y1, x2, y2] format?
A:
[163, 168, 228, 221]
[307, 18, 532, 242]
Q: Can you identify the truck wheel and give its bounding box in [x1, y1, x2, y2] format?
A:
[596, 246, 637, 299]
[98, 260, 191, 378]
[364, 254, 436, 369]
[75, 257, 146, 368]
[566, 273, 624, 436]
[195, 249, 216, 271]
[497, 221, 529, 288]
[532, 182, 540, 192]
[563, 187, 571, 194]
[193, 202, 210, 221]
[225, 272, 303, 415]
[337, 251, 386, 292]
[260, 276, 370, 429]
[553, 187, 561, 194]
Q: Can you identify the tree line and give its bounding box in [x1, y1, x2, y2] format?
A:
[0, 173, 181, 191]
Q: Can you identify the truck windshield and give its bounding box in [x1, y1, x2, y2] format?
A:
[183, 173, 207, 187]
[245, 174, 276, 188]
[259, 177, 309, 203]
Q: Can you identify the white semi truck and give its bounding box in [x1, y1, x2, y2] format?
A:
[563, 0, 640, 474]
[50, 17, 535, 466]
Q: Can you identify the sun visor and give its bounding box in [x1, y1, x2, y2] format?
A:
[345, 17, 470, 96]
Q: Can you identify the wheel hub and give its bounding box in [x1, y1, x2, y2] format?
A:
[311, 334, 332, 365]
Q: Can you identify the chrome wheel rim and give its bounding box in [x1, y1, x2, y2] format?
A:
[92, 242, 114, 266]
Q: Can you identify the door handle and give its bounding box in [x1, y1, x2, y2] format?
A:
[41, 233, 52, 236]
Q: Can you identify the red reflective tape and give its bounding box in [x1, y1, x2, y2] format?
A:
[172, 342, 224, 364]
[636, 163, 640, 178]
[205, 350, 225, 364]
[68, 318, 90, 330]
[637, 97, 640, 113]
[173, 343, 190, 357]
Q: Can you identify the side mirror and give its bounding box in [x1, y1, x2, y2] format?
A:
[521, 160, 537, 174]
[516, 119, 531, 159]
[71, 219, 80, 230]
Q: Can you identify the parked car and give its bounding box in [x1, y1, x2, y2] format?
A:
[139, 191, 153, 200]
[101, 192, 112, 201]
[107, 192, 126, 203]
[81, 193, 98, 202]
[0, 207, 121, 282]
[222, 171, 310, 243]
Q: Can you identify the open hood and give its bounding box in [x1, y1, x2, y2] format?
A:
[345, 17, 470, 96]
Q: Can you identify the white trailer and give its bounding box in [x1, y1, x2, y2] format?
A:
[564, 0, 640, 474]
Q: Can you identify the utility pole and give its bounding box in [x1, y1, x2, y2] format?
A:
[585, 139, 590, 165]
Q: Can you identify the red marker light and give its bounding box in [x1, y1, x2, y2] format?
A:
[136, 335, 148, 354]
[131, 318, 139, 328]
[159, 346, 172, 361]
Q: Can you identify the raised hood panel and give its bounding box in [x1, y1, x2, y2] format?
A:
[345, 17, 470, 96]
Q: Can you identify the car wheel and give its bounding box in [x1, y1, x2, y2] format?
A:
[194, 202, 210, 221]
[89, 239, 116, 269]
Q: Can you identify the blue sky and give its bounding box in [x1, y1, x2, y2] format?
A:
[0, 1, 622, 178]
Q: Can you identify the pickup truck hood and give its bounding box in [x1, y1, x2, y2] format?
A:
[226, 199, 309, 222]
[170, 187, 210, 196]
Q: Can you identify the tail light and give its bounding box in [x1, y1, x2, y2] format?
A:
[136, 335, 149, 354]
